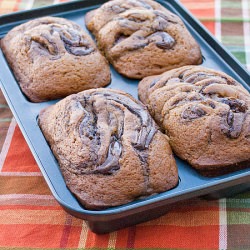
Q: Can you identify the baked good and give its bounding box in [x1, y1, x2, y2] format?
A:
[138, 66, 250, 176]
[39, 88, 178, 210]
[85, 0, 202, 79]
[0, 16, 111, 102]
[85, 0, 168, 37]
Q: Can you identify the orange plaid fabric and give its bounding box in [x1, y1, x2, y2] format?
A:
[0, 123, 221, 249]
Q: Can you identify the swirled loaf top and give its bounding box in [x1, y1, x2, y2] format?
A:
[138, 66, 250, 176]
[85, 0, 202, 79]
[0, 16, 111, 102]
[39, 88, 178, 210]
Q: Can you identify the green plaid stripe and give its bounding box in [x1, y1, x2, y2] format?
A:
[227, 191, 250, 248]
[220, 0, 250, 70]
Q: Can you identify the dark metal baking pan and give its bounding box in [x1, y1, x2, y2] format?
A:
[0, 0, 249, 234]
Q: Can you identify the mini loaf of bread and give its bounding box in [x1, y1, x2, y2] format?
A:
[39, 88, 178, 210]
[85, 0, 202, 79]
[138, 66, 250, 176]
[0, 16, 111, 102]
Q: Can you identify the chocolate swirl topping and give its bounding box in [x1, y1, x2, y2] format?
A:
[144, 66, 250, 140]
[27, 21, 94, 60]
[94, 136, 122, 174]
[39, 87, 179, 209]
[109, 0, 153, 14]
[181, 105, 207, 120]
[69, 90, 157, 175]
[148, 32, 175, 49]
[52, 26, 94, 56]
[149, 71, 238, 91]
[138, 66, 250, 175]
[110, 9, 176, 54]
[29, 34, 60, 60]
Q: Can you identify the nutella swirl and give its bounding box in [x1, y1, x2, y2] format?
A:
[110, 9, 176, 55]
[63, 90, 157, 175]
[1, 16, 111, 103]
[138, 65, 250, 175]
[149, 67, 249, 139]
[86, 0, 168, 34]
[86, 0, 202, 79]
[51, 26, 94, 56]
[39, 88, 178, 209]
[26, 20, 95, 61]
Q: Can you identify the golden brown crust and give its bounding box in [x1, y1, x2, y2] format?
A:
[85, 0, 168, 36]
[85, 0, 202, 79]
[39, 88, 178, 210]
[138, 66, 250, 176]
[1, 16, 111, 102]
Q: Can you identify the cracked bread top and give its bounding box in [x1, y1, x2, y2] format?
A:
[39, 88, 178, 210]
[85, 0, 202, 79]
[138, 66, 250, 176]
[1, 16, 111, 102]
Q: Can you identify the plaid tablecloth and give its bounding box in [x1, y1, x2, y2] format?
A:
[0, 0, 250, 249]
